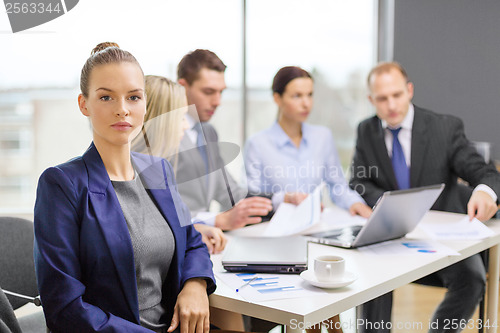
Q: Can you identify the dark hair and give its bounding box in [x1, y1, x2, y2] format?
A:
[272, 66, 312, 96]
[177, 49, 226, 85]
[80, 42, 143, 97]
[367, 61, 409, 87]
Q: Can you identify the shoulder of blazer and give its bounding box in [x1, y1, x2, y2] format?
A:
[53, 155, 86, 178]
[357, 115, 382, 137]
[45, 151, 89, 193]
[413, 105, 464, 131]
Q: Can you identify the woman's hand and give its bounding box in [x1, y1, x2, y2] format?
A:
[284, 192, 325, 211]
[193, 224, 227, 254]
[168, 278, 209, 333]
[284, 192, 309, 205]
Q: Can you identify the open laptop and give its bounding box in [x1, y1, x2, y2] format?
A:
[222, 236, 308, 274]
[305, 184, 445, 248]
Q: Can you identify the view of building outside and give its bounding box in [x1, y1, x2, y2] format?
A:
[0, 0, 376, 216]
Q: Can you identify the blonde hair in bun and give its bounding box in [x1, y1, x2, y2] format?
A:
[80, 41, 143, 97]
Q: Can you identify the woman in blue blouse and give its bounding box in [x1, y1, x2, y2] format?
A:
[245, 66, 372, 218]
[244, 66, 371, 333]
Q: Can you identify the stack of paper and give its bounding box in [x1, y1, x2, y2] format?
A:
[419, 217, 495, 240]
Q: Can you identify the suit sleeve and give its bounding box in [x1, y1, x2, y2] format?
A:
[180, 225, 217, 294]
[349, 122, 387, 207]
[34, 168, 152, 333]
[447, 117, 500, 199]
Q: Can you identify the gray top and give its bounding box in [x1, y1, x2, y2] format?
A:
[112, 173, 175, 330]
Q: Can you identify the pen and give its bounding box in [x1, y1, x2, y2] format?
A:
[236, 277, 258, 292]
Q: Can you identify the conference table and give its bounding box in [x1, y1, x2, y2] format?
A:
[209, 207, 500, 333]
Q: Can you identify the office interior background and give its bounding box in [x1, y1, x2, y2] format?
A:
[1, 0, 499, 217]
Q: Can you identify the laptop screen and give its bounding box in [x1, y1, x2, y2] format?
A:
[305, 184, 445, 248]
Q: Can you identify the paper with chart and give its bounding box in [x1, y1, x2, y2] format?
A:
[215, 271, 326, 302]
[358, 239, 460, 256]
[419, 216, 495, 240]
[264, 182, 324, 237]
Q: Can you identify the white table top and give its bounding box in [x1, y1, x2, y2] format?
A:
[209, 208, 500, 327]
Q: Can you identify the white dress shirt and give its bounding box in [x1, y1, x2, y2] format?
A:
[244, 122, 365, 210]
[184, 113, 198, 144]
[382, 104, 497, 202]
[381, 104, 414, 166]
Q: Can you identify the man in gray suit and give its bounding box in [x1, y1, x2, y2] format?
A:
[177, 49, 277, 331]
[350, 62, 500, 332]
[176, 49, 273, 231]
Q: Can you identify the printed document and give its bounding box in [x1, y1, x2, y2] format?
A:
[264, 182, 324, 237]
[419, 216, 495, 240]
[215, 271, 326, 302]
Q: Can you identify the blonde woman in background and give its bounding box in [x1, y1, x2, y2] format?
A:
[132, 76, 187, 172]
[132, 75, 244, 331]
[132, 75, 227, 255]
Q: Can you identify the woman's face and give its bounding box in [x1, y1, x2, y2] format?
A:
[78, 62, 146, 148]
[274, 77, 313, 124]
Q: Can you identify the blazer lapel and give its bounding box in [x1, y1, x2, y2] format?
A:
[82, 144, 139, 322]
[410, 107, 429, 187]
[132, 154, 182, 230]
[371, 118, 399, 190]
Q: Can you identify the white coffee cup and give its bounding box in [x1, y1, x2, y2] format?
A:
[314, 255, 345, 282]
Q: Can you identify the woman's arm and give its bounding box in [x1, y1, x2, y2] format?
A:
[322, 130, 366, 209]
[193, 223, 227, 254]
[162, 159, 216, 333]
[243, 138, 266, 194]
[168, 278, 209, 333]
[34, 167, 151, 333]
[170, 227, 213, 333]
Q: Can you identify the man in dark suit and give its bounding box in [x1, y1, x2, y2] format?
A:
[350, 62, 500, 333]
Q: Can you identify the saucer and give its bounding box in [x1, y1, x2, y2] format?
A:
[300, 270, 357, 289]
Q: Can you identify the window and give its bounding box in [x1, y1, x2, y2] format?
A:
[245, 0, 376, 169]
[0, 0, 376, 214]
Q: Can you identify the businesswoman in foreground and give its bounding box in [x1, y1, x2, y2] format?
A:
[34, 42, 215, 333]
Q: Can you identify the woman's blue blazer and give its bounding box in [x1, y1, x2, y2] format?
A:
[34, 143, 216, 332]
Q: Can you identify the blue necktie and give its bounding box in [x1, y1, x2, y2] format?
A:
[390, 128, 410, 190]
[194, 123, 209, 186]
